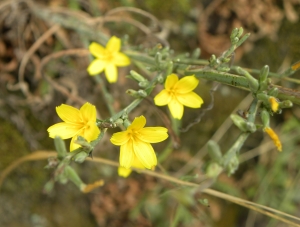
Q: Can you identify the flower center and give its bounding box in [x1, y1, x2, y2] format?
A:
[100, 50, 114, 62]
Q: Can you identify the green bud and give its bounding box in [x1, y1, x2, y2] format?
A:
[74, 151, 89, 163]
[129, 70, 148, 83]
[65, 166, 85, 189]
[166, 61, 174, 76]
[207, 140, 222, 164]
[238, 33, 251, 46]
[54, 136, 67, 159]
[209, 55, 217, 67]
[231, 37, 239, 45]
[126, 89, 139, 98]
[230, 28, 239, 40]
[137, 89, 147, 98]
[198, 198, 210, 207]
[261, 108, 270, 128]
[138, 81, 149, 88]
[279, 100, 293, 109]
[222, 57, 231, 63]
[156, 75, 164, 84]
[206, 163, 223, 178]
[155, 52, 162, 65]
[268, 87, 278, 97]
[236, 67, 259, 93]
[226, 155, 239, 175]
[192, 48, 201, 59]
[217, 66, 230, 72]
[237, 27, 244, 38]
[256, 92, 269, 103]
[230, 114, 257, 133]
[259, 65, 269, 91]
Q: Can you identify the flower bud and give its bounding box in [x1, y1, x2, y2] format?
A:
[138, 81, 149, 88]
[192, 48, 201, 59]
[279, 100, 293, 109]
[237, 27, 244, 38]
[156, 75, 164, 84]
[230, 28, 239, 40]
[155, 52, 162, 65]
[268, 87, 278, 97]
[129, 70, 148, 83]
[230, 114, 256, 133]
[206, 163, 223, 178]
[166, 61, 174, 76]
[54, 136, 67, 159]
[236, 67, 259, 93]
[137, 89, 147, 98]
[257, 92, 269, 103]
[260, 108, 270, 128]
[231, 37, 239, 45]
[226, 155, 239, 175]
[74, 151, 89, 163]
[207, 140, 222, 164]
[259, 65, 269, 91]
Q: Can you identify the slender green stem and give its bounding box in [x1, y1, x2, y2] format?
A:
[109, 98, 143, 122]
[186, 68, 249, 89]
[93, 75, 116, 116]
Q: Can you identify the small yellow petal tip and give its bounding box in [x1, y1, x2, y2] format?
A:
[264, 127, 282, 152]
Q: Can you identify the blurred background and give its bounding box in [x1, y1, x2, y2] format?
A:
[1, 0, 300, 226]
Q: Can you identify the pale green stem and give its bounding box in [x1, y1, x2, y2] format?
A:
[93, 75, 116, 116]
[186, 68, 249, 89]
[223, 98, 259, 167]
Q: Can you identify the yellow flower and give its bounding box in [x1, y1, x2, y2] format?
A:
[154, 74, 204, 119]
[264, 127, 282, 152]
[47, 103, 100, 151]
[87, 36, 131, 83]
[110, 115, 168, 169]
[118, 156, 146, 178]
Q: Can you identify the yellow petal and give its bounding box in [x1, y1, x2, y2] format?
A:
[87, 59, 106, 75]
[127, 115, 146, 131]
[131, 156, 146, 169]
[174, 75, 199, 93]
[264, 127, 282, 151]
[165, 74, 178, 90]
[56, 104, 82, 123]
[82, 121, 100, 142]
[154, 89, 171, 106]
[168, 99, 184, 119]
[137, 127, 168, 143]
[113, 52, 131, 66]
[269, 97, 279, 112]
[133, 140, 157, 169]
[110, 131, 130, 145]
[80, 102, 96, 122]
[47, 122, 80, 139]
[105, 64, 118, 83]
[106, 36, 121, 53]
[176, 92, 204, 108]
[118, 167, 132, 178]
[120, 140, 134, 168]
[89, 42, 106, 59]
[70, 135, 81, 152]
